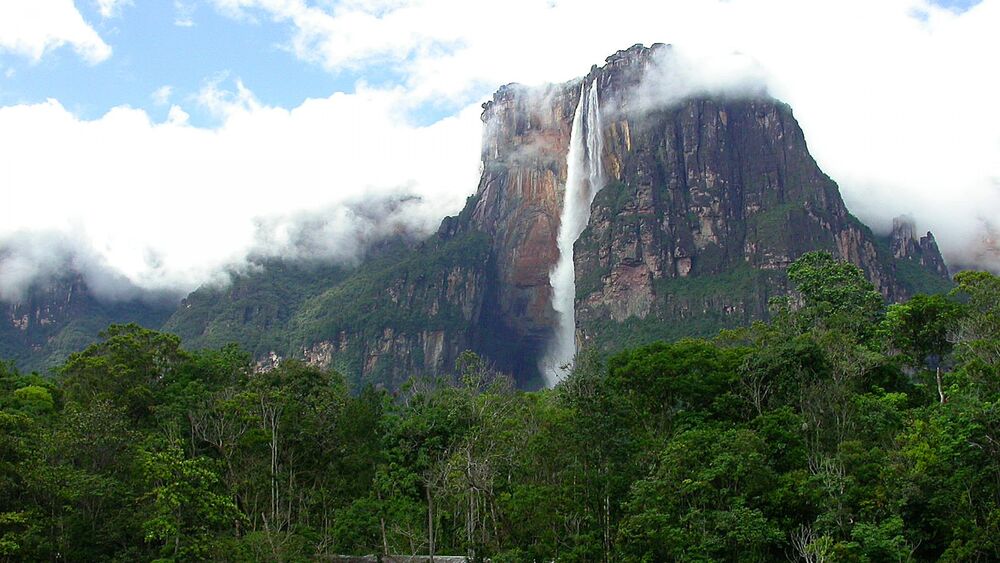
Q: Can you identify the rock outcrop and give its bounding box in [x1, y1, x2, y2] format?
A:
[285, 237, 498, 390]
[464, 82, 580, 364]
[889, 216, 950, 278]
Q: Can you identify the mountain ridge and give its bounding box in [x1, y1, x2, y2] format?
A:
[0, 44, 953, 385]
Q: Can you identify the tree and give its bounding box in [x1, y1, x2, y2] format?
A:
[786, 252, 884, 340]
[21, 400, 145, 560]
[140, 446, 241, 561]
[618, 427, 783, 561]
[11, 386, 54, 416]
[0, 410, 31, 562]
[606, 339, 745, 432]
[882, 293, 963, 403]
[59, 324, 187, 424]
[737, 336, 829, 416]
[951, 271, 1000, 380]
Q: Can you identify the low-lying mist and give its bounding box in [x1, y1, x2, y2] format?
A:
[0, 85, 483, 303]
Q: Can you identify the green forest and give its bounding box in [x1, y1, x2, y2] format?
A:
[1, 252, 998, 562]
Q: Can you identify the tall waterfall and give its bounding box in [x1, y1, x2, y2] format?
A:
[540, 78, 604, 385]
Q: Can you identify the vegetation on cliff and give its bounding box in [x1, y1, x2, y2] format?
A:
[1, 254, 997, 561]
[161, 231, 495, 389]
[163, 259, 352, 357]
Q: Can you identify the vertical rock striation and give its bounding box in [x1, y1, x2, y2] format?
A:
[1, 273, 174, 372]
[890, 216, 949, 278]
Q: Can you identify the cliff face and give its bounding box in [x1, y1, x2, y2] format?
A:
[164, 234, 513, 390]
[160, 44, 952, 388]
[285, 233, 498, 390]
[890, 216, 949, 277]
[2, 275, 89, 357]
[0, 44, 956, 384]
[458, 43, 952, 363]
[465, 83, 578, 363]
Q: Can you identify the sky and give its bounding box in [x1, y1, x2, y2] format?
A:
[0, 0, 997, 301]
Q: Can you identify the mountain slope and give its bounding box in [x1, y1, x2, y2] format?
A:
[457, 43, 950, 375]
[0, 274, 174, 373]
[566, 48, 952, 349]
[162, 259, 351, 358]
[1, 43, 952, 386]
[171, 44, 948, 387]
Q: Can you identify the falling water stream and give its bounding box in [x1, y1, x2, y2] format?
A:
[540, 78, 604, 385]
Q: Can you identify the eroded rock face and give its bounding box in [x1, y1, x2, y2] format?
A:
[470, 83, 580, 355]
[1, 273, 174, 372]
[299, 328, 463, 391]
[0, 47, 958, 386]
[459, 43, 952, 356]
[281, 245, 497, 389]
[160, 43, 954, 389]
[4, 276, 84, 334]
[890, 216, 950, 278]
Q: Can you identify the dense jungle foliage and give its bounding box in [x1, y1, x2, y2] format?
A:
[1, 252, 998, 562]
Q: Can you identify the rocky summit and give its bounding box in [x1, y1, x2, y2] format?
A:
[401, 43, 950, 385]
[2, 44, 952, 387]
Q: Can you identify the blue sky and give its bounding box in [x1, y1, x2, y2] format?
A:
[0, 2, 387, 126]
[0, 0, 497, 127]
[0, 0, 985, 123]
[932, 0, 982, 9]
[0, 0, 996, 297]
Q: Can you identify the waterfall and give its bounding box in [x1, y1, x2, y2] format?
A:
[540, 78, 604, 385]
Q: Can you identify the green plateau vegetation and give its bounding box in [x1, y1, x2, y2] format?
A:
[575, 183, 953, 359]
[162, 232, 492, 389]
[289, 231, 491, 346]
[1, 253, 998, 562]
[582, 266, 786, 352]
[163, 259, 353, 357]
[287, 231, 492, 389]
[746, 202, 839, 258]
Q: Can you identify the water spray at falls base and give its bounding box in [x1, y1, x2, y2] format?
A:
[540, 79, 604, 386]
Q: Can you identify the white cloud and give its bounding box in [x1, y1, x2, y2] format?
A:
[0, 230, 146, 303]
[152, 85, 174, 106]
[174, 1, 196, 27]
[195, 74, 261, 118]
[212, 0, 1000, 271]
[0, 83, 482, 296]
[166, 104, 189, 124]
[95, 0, 132, 19]
[0, 0, 112, 64]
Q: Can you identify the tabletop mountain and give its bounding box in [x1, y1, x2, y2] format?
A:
[2, 44, 952, 386]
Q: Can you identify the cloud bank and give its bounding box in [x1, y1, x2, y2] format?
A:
[0, 0, 997, 303]
[0, 83, 482, 298]
[623, 46, 772, 114]
[0, 230, 151, 304]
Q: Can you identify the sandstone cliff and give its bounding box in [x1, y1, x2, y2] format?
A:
[132, 44, 956, 388]
[451, 43, 952, 373]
